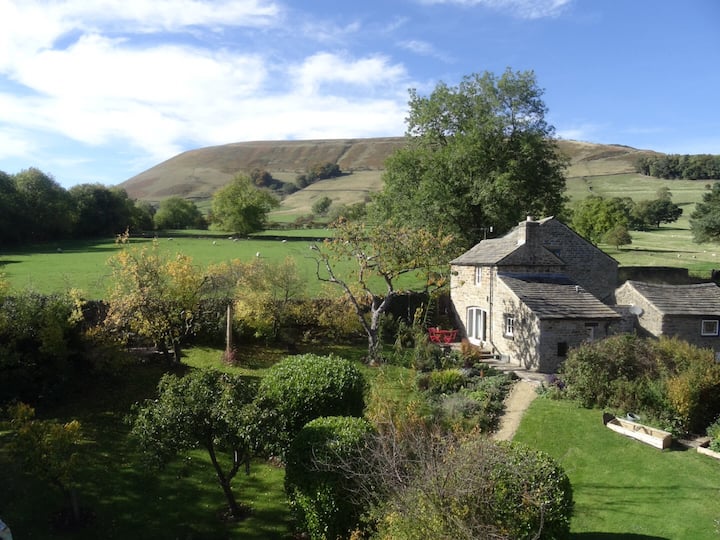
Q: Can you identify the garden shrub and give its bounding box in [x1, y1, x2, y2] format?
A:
[373, 435, 573, 540]
[285, 416, 374, 540]
[0, 292, 83, 404]
[560, 334, 659, 409]
[490, 441, 574, 540]
[424, 369, 466, 394]
[658, 338, 720, 434]
[560, 335, 720, 435]
[254, 354, 366, 457]
[424, 372, 514, 434]
[707, 417, 720, 452]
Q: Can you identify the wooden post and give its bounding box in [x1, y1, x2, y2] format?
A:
[226, 303, 233, 355]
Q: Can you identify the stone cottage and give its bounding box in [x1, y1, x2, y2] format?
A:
[450, 216, 624, 372]
[615, 280, 720, 353]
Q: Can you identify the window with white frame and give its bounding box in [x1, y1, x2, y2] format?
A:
[505, 316, 515, 337]
[701, 319, 719, 336]
[474, 266, 482, 286]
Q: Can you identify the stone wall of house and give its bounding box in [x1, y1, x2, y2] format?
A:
[615, 285, 664, 336]
[539, 219, 618, 302]
[615, 284, 720, 351]
[450, 264, 492, 346]
[536, 318, 619, 373]
[495, 283, 540, 368]
[660, 316, 720, 352]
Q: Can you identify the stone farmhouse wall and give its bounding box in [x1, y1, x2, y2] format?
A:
[495, 281, 618, 373]
[662, 316, 720, 351]
[615, 285, 720, 352]
[451, 264, 621, 372]
[614, 286, 663, 337]
[450, 264, 491, 343]
[537, 219, 618, 301]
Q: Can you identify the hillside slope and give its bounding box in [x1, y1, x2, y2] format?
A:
[120, 137, 660, 204]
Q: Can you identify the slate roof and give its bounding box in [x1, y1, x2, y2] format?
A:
[620, 280, 720, 316]
[499, 273, 621, 320]
[450, 220, 564, 267]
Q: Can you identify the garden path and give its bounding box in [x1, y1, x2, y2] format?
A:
[493, 379, 541, 441]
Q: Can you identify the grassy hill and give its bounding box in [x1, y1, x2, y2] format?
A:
[120, 137, 404, 204]
[120, 137, 662, 211]
[119, 137, 720, 276]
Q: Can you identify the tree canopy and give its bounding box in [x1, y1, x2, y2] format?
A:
[153, 196, 206, 230]
[130, 370, 257, 519]
[210, 174, 279, 235]
[372, 69, 568, 247]
[104, 243, 205, 364]
[690, 182, 720, 243]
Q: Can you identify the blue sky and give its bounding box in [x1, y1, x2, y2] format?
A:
[1, 0, 719, 189]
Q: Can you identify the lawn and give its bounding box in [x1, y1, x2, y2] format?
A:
[0, 348, 298, 540]
[514, 397, 720, 539]
[0, 342, 415, 540]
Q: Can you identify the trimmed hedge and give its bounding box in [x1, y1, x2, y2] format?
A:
[254, 353, 366, 457]
[285, 416, 373, 540]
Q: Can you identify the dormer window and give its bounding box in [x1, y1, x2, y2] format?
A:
[474, 266, 482, 286]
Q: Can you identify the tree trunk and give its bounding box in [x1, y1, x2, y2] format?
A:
[207, 441, 244, 520]
[172, 341, 182, 365]
[69, 486, 81, 524]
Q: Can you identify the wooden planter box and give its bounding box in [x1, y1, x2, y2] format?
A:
[602, 413, 673, 450]
[697, 442, 720, 460]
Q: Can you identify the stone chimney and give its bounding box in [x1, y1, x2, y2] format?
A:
[516, 216, 539, 246]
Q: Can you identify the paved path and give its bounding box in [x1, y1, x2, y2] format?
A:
[493, 379, 541, 441]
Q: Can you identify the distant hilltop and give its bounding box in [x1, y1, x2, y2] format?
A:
[119, 137, 660, 203]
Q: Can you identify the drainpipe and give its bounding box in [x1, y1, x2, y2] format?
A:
[488, 266, 495, 355]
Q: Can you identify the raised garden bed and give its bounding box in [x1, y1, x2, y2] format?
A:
[602, 413, 672, 450]
[697, 441, 720, 460]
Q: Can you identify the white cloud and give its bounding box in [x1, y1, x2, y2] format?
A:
[0, 0, 414, 184]
[292, 52, 408, 95]
[417, 0, 572, 19]
[0, 128, 35, 160]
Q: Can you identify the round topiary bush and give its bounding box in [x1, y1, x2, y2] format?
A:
[254, 353, 366, 457]
[285, 416, 374, 540]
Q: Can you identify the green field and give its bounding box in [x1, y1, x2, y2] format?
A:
[0, 235, 330, 299]
[4, 171, 720, 298]
[515, 397, 720, 538]
[566, 173, 720, 276]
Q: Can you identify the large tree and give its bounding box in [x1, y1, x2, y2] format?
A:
[691, 182, 720, 243]
[8, 403, 85, 525]
[153, 196, 206, 230]
[311, 219, 455, 363]
[130, 370, 257, 520]
[14, 168, 74, 241]
[372, 69, 568, 247]
[571, 195, 630, 244]
[232, 256, 306, 341]
[210, 174, 279, 235]
[69, 183, 134, 238]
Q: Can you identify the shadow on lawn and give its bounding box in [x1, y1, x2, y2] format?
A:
[573, 534, 669, 540]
